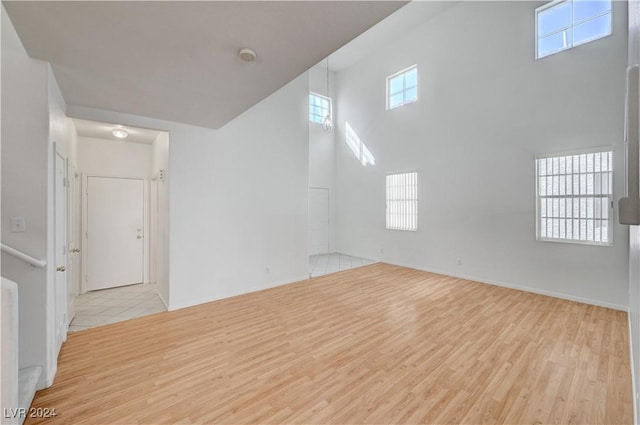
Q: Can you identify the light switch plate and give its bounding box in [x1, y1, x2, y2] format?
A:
[10, 217, 26, 233]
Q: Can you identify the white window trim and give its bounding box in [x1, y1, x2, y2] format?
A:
[386, 65, 418, 110]
[535, 0, 613, 59]
[534, 147, 614, 246]
[309, 91, 332, 125]
[386, 170, 419, 232]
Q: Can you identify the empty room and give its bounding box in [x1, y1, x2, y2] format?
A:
[1, 0, 638, 424]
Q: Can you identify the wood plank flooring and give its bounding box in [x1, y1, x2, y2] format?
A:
[27, 263, 632, 424]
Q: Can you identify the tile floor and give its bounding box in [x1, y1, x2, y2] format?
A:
[69, 258, 373, 332]
[309, 253, 377, 277]
[68, 283, 166, 332]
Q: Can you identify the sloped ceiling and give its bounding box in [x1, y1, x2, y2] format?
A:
[3, 1, 407, 129]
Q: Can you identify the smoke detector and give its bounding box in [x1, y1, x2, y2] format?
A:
[238, 48, 257, 62]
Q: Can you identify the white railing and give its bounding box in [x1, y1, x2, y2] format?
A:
[1, 244, 46, 268]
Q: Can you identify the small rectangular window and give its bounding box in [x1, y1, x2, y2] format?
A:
[386, 172, 418, 231]
[536, 0, 612, 59]
[386, 65, 418, 110]
[309, 92, 332, 124]
[536, 149, 613, 245]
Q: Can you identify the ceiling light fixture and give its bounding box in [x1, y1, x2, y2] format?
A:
[322, 56, 333, 133]
[238, 48, 257, 62]
[112, 128, 128, 139]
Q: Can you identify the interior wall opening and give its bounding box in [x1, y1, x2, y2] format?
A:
[64, 118, 170, 332]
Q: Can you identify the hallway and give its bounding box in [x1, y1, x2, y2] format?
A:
[69, 283, 166, 332]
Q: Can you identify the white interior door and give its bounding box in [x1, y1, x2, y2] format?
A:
[308, 188, 329, 255]
[86, 177, 144, 291]
[54, 153, 68, 348]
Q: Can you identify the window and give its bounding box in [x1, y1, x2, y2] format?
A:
[536, 0, 612, 59]
[309, 92, 331, 124]
[386, 65, 418, 110]
[536, 150, 613, 245]
[386, 172, 418, 231]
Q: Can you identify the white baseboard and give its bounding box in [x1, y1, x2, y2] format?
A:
[37, 362, 56, 390]
[169, 274, 310, 311]
[158, 290, 169, 311]
[379, 259, 627, 312]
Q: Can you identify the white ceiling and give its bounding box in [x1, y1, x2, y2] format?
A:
[72, 118, 162, 145]
[3, 1, 407, 129]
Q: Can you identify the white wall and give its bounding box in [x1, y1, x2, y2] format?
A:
[308, 63, 336, 253]
[1, 5, 71, 388]
[68, 72, 309, 310]
[47, 64, 77, 385]
[172, 72, 309, 309]
[334, 1, 629, 309]
[49, 70, 77, 163]
[627, 0, 640, 419]
[77, 137, 152, 177]
[2, 4, 49, 382]
[151, 133, 169, 305]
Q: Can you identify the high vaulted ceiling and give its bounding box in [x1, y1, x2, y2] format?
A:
[3, 1, 407, 129]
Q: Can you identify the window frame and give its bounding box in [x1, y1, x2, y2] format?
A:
[309, 92, 332, 125]
[535, 0, 612, 59]
[535, 147, 614, 246]
[385, 171, 419, 232]
[386, 65, 418, 110]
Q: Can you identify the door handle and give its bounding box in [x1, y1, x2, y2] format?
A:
[72, 248, 80, 253]
[137, 235, 143, 239]
[57, 266, 66, 272]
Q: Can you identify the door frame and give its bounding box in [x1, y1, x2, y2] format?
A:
[53, 148, 69, 349]
[67, 162, 80, 323]
[81, 173, 149, 294]
[149, 178, 158, 285]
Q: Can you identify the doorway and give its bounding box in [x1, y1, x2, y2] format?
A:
[66, 118, 170, 331]
[84, 176, 145, 291]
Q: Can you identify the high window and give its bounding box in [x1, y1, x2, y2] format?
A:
[309, 92, 331, 124]
[386, 65, 418, 110]
[536, 0, 612, 59]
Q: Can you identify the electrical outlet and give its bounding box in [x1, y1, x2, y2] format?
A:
[380, 248, 384, 254]
[265, 267, 270, 274]
[457, 259, 462, 266]
[10, 217, 25, 233]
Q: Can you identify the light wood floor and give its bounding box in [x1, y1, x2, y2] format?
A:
[27, 263, 632, 424]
